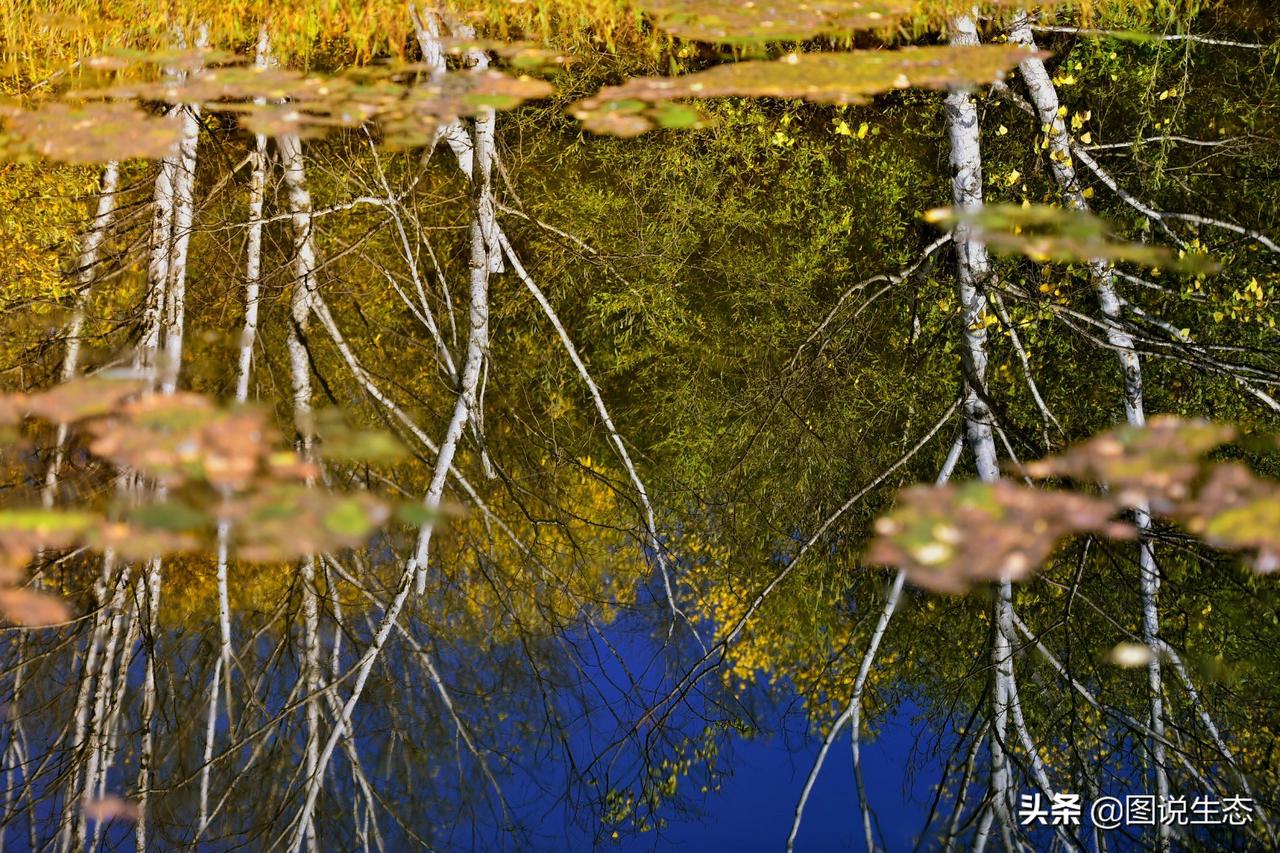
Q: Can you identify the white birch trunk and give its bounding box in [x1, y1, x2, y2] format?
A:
[300, 555, 322, 853]
[195, 655, 222, 839]
[278, 118, 326, 851]
[289, 29, 498, 835]
[410, 106, 494, 596]
[76, 563, 133, 847]
[198, 32, 272, 833]
[234, 33, 270, 403]
[787, 438, 964, 852]
[95, 592, 142, 808]
[278, 131, 318, 456]
[137, 145, 178, 375]
[1011, 14, 1169, 828]
[1, 637, 29, 847]
[946, 13, 1016, 841]
[158, 98, 202, 395]
[43, 161, 122, 508]
[134, 557, 162, 853]
[57, 555, 118, 853]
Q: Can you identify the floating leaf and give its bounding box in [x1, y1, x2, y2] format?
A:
[651, 102, 705, 129]
[85, 64, 551, 148]
[1023, 416, 1236, 509]
[0, 102, 180, 163]
[1108, 642, 1155, 668]
[924, 204, 1220, 274]
[24, 377, 145, 423]
[316, 423, 408, 465]
[225, 485, 390, 562]
[574, 45, 1037, 136]
[88, 522, 201, 561]
[323, 497, 382, 538]
[237, 104, 346, 139]
[1178, 463, 1280, 574]
[85, 395, 277, 489]
[577, 100, 659, 137]
[0, 587, 72, 627]
[0, 509, 98, 572]
[639, 0, 913, 43]
[81, 796, 140, 823]
[95, 65, 337, 104]
[867, 480, 1130, 593]
[395, 502, 442, 527]
[0, 394, 27, 426]
[87, 46, 236, 72]
[129, 501, 209, 532]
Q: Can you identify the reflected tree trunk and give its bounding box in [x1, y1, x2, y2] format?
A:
[43, 160, 122, 508]
[1010, 15, 1170, 840]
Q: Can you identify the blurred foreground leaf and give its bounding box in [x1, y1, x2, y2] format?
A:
[574, 45, 1038, 136]
[0, 102, 180, 163]
[639, 0, 913, 43]
[867, 480, 1129, 593]
[925, 204, 1220, 274]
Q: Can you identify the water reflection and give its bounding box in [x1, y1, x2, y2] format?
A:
[1, 5, 1279, 849]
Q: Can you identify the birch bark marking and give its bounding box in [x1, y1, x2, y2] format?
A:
[1011, 13, 1169, 828]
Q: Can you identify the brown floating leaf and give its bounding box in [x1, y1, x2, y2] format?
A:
[1023, 416, 1236, 510]
[576, 100, 659, 138]
[85, 519, 202, 562]
[99, 66, 327, 104]
[25, 377, 145, 423]
[81, 795, 140, 823]
[0, 509, 98, 572]
[429, 39, 569, 71]
[867, 480, 1129, 593]
[640, 0, 912, 42]
[925, 205, 1220, 274]
[237, 105, 347, 139]
[0, 587, 72, 627]
[0, 394, 27, 426]
[1177, 463, 1280, 574]
[573, 45, 1037, 136]
[87, 46, 236, 72]
[1, 102, 180, 163]
[223, 485, 390, 562]
[86, 394, 277, 489]
[86, 65, 551, 146]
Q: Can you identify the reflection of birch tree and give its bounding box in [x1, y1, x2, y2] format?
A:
[1, 2, 1279, 851]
